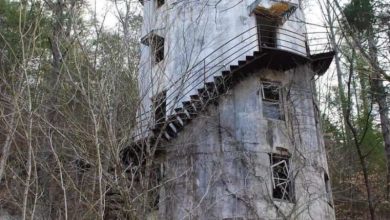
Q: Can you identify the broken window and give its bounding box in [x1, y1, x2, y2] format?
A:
[156, 0, 165, 8]
[270, 154, 294, 202]
[324, 173, 333, 207]
[261, 81, 284, 120]
[152, 90, 167, 127]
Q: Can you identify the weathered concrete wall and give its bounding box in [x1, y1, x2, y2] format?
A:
[158, 65, 335, 220]
[136, 0, 308, 137]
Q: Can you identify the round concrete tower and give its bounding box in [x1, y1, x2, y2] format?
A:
[134, 0, 336, 219]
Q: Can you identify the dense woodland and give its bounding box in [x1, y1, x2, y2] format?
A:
[0, 0, 389, 219]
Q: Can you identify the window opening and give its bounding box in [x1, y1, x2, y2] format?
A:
[270, 154, 293, 202]
[151, 35, 164, 64]
[153, 90, 167, 127]
[141, 33, 164, 64]
[324, 173, 333, 207]
[261, 81, 284, 120]
[157, 0, 165, 8]
[256, 15, 278, 48]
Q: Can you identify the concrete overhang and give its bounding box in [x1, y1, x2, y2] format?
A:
[310, 51, 335, 75]
[250, 1, 298, 18]
[239, 48, 335, 76]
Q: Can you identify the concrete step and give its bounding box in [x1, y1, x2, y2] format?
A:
[253, 51, 262, 57]
[197, 88, 209, 102]
[168, 115, 183, 130]
[163, 131, 172, 140]
[230, 65, 239, 71]
[205, 82, 218, 100]
[214, 76, 227, 94]
[190, 94, 204, 106]
[246, 55, 255, 61]
[175, 107, 192, 122]
[190, 98, 203, 111]
[182, 101, 197, 117]
[222, 70, 231, 77]
[238, 60, 247, 66]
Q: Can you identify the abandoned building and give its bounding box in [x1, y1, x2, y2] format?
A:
[133, 0, 335, 219]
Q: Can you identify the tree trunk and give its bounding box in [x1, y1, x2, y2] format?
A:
[367, 33, 390, 200]
[345, 60, 376, 220]
[0, 112, 17, 184]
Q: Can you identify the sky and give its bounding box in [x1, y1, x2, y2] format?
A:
[86, 0, 142, 30]
[86, 0, 119, 28]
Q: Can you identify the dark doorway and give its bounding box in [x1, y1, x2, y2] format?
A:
[256, 15, 278, 48]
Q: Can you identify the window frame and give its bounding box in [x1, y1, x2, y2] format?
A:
[270, 153, 295, 202]
[261, 80, 284, 121]
[256, 14, 278, 48]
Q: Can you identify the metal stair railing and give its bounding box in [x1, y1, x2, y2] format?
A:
[133, 24, 333, 140]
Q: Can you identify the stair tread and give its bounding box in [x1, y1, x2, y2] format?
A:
[246, 55, 254, 60]
[183, 101, 198, 114]
[169, 114, 183, 124]
[190, 94, 200, 100]
[214, 75, 223, 81]
[198, 88, 209, 99]
[230, 65, 238, 70]
[222, 70, 231, 76]
[238, 60, 246, 65]
[205, 82, 215, 89]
